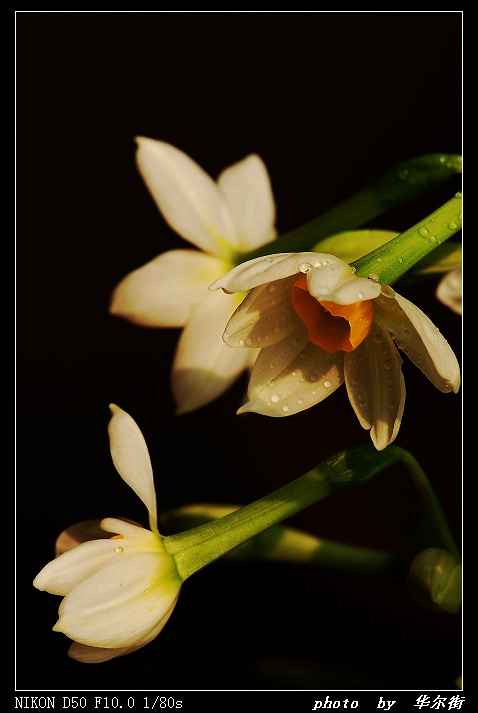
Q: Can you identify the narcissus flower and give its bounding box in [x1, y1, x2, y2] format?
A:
[436, 263, 462, 315]
[110, 138, 277, 414]
[33, 404, 182, 663]
[210, 252, 460, 450]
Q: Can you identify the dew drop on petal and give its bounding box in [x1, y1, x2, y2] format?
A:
[245, 337, 253, 345]
[256, 336, 262, 343]
[324, 380, 332, 388]
[271, 394, 280, 403]
[383, 360, 392, 370]
[268, 285, 276, 293]
[299, 262, 313, 273]
[239, 339, 245, 346]
[297, 398, 304, 405]
[357, 291, 364, 299]
[115, 547, 123, 554]
[144, 589, 149, 595]
[282, 405, 290, 412]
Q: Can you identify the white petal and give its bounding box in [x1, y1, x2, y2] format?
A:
[108, 405, 159, 534]
[135, 137, 237, 258]
[239, 327, 344, 417]
[54, 552, 180, 649]
[218, 154, 276, 252]
[209, 252, 322, 293]
[35, 525, 161, 596]
[109, 250, 228, 327]
[345, 321, 405, 450]
[171, 290, 258, 414]
[307, 261, 382, 304]
[436, 263, 462, 315]
[34, 539, 128, 596]
[67, 597, 178, 663]
[375, 293, 461, 393]
[223, 274, 301, 348]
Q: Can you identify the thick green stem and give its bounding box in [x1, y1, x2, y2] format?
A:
[350, 193, 462, 285]
[162, 444, 459, 582]
[162, 505, 410, 580]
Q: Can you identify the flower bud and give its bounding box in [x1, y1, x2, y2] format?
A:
[407, 548, 461, 613]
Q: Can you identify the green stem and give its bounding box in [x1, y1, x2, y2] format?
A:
[235, 154, 461, 263]
[397, 449, 461, 563]
[162, 505, 410, 580]
[163, 444, 459, 582]
[350, 193, 462, 285]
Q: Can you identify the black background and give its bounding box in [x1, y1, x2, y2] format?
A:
[16, 12, 462, 692]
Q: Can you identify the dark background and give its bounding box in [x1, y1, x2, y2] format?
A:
[16, 12, 462, 692]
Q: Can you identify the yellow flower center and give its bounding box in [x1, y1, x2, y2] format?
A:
[291, 274, 374, 353]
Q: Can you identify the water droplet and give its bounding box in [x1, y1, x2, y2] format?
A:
[269, 363, 275, 369]
[350, 266, 357, 273]
[144, 589, 149, 595]
[297, 398, 304, 405]
[455, 192, 462, 199]
[271, 394, 280, 403]
[383, 360, 392, 370]
[267, 257, 274, 263]
[245, 337, 253, 345]
[398, 257, 403, 263]
[368, 273, 379, 282]
[274, 326, 281, 333]
[299, 262, 313, 273]
[115, 547, 123, 554]
[376, 257, 382, 263]
[448, 221, 457, 230]
[374, 333, 384, 344]
[282, 405, 290, 412]
[268, 284, 276, 293]
[403, 328, 411, 337]
[439, 156, 445, 163]
[292, 370, 299, 376]
[314, 260, 322, 267]
[256, 336, 262, 343]
[312, 390, 316, 396]
[418, 227, 430, 238]
[324, 380, 332, 388]
[239, 339, 245, 346]
[429, 235, 437, 243]
[357, 291, 364, 299]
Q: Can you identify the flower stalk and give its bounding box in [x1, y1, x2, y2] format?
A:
[351, 192, 462, 285]
[163, 444, 459, 580]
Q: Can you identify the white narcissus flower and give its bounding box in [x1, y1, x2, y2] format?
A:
[33, 404, 182, 663]
[210, 252, 461, 450]
[436, 263, 462, 315]
[110, 138, 277, 414]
